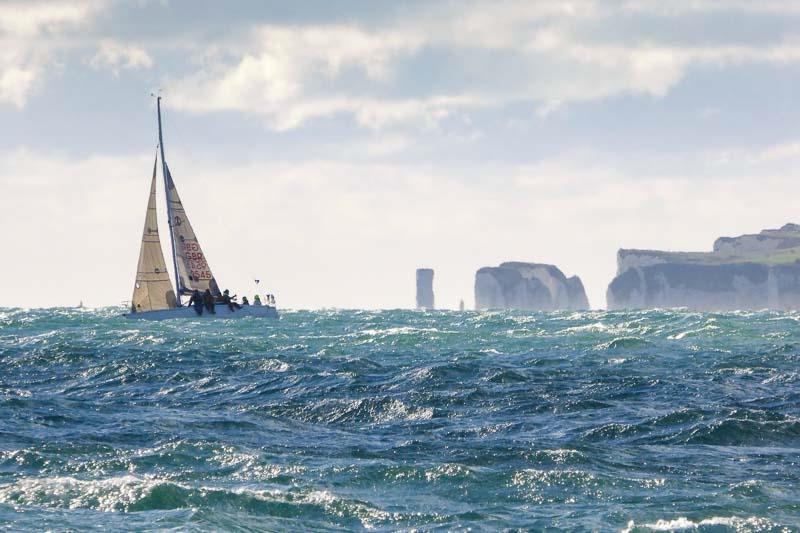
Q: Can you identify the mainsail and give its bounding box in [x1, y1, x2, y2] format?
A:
[131, 157, 178, 313]
[164, 164, 221, 297]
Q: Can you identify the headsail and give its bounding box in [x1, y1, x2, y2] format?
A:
[131, 156, 177, 313]
[164, 164, 221, 296]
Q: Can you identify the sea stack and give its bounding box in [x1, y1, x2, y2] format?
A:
[475, 262, 589, 310]
[607, 223, 800, 310]
[416, 268, 435, 310]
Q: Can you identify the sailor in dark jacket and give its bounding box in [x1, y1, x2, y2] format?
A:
[188, 289, 203, 315]
[221, 289, 241, 311]
[202, 289, 216, 314]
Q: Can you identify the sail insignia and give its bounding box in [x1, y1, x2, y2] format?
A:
[131, 156, 178, 312]
[164, 163, 221, 296]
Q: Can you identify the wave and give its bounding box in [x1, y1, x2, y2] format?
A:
[594, 337, 652, 350]
[581, 408, 800, 446]
[622, 515, 779, 532]
[0, 475, 446, 529]
[298, 397, 434, 425]
[680, 417, 800, 446]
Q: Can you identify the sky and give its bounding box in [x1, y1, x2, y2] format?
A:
[2, 0, 800, 310]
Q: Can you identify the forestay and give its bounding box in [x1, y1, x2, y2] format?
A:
[164, 164, 221, 297]
[131, 157, 178, 312]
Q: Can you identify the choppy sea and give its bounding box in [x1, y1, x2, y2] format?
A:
[0, 308, 798, 531]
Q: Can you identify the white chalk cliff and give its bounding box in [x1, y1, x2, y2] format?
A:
[475, 262, 589, 310]
[607, 223, 800, 310]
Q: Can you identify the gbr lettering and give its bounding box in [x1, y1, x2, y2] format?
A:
[182, 242, 211, 280]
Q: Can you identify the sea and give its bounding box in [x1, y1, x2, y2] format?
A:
[0, 308, 798, 532]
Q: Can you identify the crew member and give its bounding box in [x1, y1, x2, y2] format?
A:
[222, 289, 241, 311]
[203, 289, 216, 314]
[188, 289, 203, 315]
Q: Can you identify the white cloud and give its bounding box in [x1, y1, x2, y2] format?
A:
[621, 0, 800, 15]
[518, 39, 800, 106]
[166, 1, 800, 129]
[761, 141, 800, 161]
[0, 60, 38, 107]
[0, 1, 94, 36]
[168, 24, 427, 129]
[0, 0, 102, 107]
[2, 1, 799, 114]
[88, 40, 153, 74]
[703, 140, 800, 165]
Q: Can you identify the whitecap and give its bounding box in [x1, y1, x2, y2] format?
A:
[376, 399, 433, 423]
[258, 358, 291, 372]
[535, 449, 586, 464]
[668, 324, 720, 340]
[621, 515, 775, 532]
[424, 463, 472, 482]
[0, 474, 179, 512]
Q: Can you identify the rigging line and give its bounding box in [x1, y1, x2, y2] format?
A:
[160, 102, 198, 172]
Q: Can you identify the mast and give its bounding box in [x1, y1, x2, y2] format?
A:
[157, 96, 183, 306]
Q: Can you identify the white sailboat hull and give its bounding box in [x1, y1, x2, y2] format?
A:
[124, 304, 279, 320]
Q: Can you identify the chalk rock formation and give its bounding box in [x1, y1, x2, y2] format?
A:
[607, 223, 800, 310]
[475, 262, 589, 310]
[416, 268, 434, 309]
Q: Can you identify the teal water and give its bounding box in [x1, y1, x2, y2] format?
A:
[0, 308, 798, 531]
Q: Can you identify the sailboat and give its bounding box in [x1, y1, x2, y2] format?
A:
[124, 97, 278, 320]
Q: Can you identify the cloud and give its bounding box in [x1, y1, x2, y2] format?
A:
[165, 1, 800, 129]
[0, 58, 38, 108]
[3, 1, 799, 117]
[702, 139, 800, 166]
[0, 1, 94, 36]
[620, 0, 800, 15]
[761, 141, 800, 161]
[0, 0, 102, 107]
[168, 24, 428, 129]
[88, 40, 153, 74]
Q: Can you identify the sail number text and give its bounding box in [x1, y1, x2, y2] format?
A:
[182, 242, 212, 280]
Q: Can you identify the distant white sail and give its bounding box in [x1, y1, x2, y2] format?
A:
[131, 157, 178, 313]
[164, 164, 221, 296]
